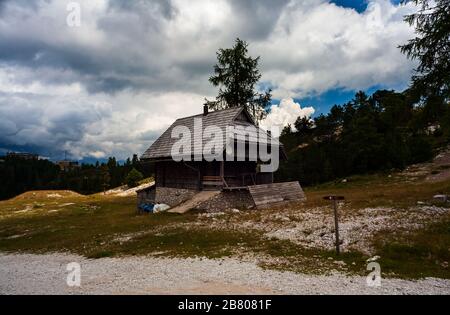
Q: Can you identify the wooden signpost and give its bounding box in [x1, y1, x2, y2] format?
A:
[323, 195, 345, 255]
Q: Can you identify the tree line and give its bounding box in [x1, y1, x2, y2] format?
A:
[0, 155, 152, 200]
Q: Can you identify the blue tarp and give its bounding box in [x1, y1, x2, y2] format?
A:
[139, 203, 154, 213]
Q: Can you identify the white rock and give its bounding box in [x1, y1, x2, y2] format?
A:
[366, 256, 380, 263]
[433, 195, 448, 202]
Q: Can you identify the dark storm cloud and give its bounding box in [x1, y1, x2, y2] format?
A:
[107, 0, 177, 19]
[138, 129, 162, 142]
[0, 38, 43, 64]
[86, 77, 134, 94]
[0, 38, 138, 94]
[0, 0, 7, 14]
[0, 40, 94, 75]
[0, 0, 293, 102]
[0, 0, 40, 15]
[228, 0, 290, 40]
[0, 0, 291, 96]
[0, 89, 113, 159]
[0, 0, 180, 94]
[0, 143, 52, 157]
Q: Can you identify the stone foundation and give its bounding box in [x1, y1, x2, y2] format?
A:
[137, 187, 155, 205]
[155, 187, 197, 207]
[138, 186, 256, 212]
[195, 190, 255, 212]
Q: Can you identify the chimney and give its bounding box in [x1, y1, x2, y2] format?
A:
[203, 104, 209, 116]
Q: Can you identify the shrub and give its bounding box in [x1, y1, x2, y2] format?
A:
[125, 168, 143, 188]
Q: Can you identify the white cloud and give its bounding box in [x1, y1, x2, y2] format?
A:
[0, 0, 418, 159]
[255, 0, 417, 98]
[260, 98, 315, 136]
[88, 151, 107, 159]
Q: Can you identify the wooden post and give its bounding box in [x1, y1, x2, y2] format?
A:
[198, 163, 202, 191]
[333, 199, 340, 255]
[162, 161, 166, 187]
[323, 196, 345, 255]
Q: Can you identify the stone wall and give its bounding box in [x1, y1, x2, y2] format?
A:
[195, 190, 255, 213]
[155, 187, 197, 207]
[139, 186, 256, 212]
[137, 188, 155, 205]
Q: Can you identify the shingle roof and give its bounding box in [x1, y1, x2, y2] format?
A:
[141, 107, 282, 160]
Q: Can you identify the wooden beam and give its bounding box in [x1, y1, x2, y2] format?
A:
[220, 161, 229, 187]
[162, 161, 166, 187]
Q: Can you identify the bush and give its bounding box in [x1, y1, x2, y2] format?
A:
[125, 168, 143, 188]
[407, 135, 433, 164]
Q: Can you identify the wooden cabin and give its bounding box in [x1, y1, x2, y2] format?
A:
[141, 106, 285, 191]
[139, 105, 305, 211]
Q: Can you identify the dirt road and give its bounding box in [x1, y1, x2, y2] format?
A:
[0, 253, 448, 295]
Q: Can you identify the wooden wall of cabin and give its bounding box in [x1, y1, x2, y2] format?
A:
[201, 161, 221, 176]
[155, 161, 200, 190]
[155, 160, 274, 190]
[222, 161, 253, 186]
[223, 161, 273, 186]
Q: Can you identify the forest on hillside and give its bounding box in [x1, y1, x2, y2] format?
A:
[276, 89, 449, 185]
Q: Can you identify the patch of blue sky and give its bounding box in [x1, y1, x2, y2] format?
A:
[330, 0, 403, 13]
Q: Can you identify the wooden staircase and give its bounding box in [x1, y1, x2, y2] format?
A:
[202, 176, 224, 190]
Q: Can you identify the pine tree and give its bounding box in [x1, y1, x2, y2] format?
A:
[400, 0, 450, 100]
[207, 38, 272, 123]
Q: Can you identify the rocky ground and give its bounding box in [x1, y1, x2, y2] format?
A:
[1, 253, 449, 295]
[199, 204, 449, 255]
[191, 147, 450, 255]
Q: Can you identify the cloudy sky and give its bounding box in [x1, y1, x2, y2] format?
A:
[0, 0, 417, 161]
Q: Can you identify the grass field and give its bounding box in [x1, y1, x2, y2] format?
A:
[0, 173, 449, 279]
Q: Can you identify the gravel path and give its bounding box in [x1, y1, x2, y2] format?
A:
[0, 253, 449, 295]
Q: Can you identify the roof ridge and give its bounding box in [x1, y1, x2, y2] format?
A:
[174, 106, 242, 121]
